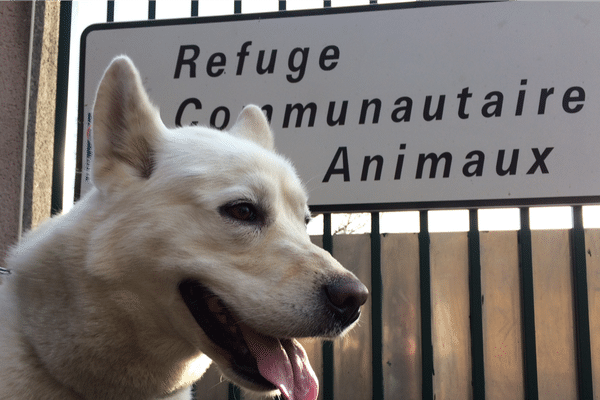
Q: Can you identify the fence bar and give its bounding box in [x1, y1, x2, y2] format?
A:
[571, 205, 594, 399]
[228, 9, 241, 400]
[107, 1, 114, 22]
[320, 0, 335, 393]
[51, 1, 72, 215]
[322, 213, 334, 400]
[279, 1, 286, 11]
[191, 0, 198, 17]
[370, 212, 383, 400]
[148, 0, 156, 19]
[519, 208, 539, 400]
[468, 209, 485, 399]
[419, 210, 433, 399]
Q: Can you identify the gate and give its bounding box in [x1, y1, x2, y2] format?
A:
[192, 209, 597, 399]
[53, 1, 598, 399]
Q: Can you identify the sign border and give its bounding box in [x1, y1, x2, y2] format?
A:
[77, 1, 600, 212]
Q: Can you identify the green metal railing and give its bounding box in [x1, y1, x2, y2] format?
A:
[51, 1, 595, 399]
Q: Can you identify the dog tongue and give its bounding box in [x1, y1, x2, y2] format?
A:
[241, 326, 318, 400]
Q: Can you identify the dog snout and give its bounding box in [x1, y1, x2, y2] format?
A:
[323, 276, 369, 327]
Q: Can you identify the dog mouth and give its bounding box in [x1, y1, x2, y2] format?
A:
[178, 280, 318, 400]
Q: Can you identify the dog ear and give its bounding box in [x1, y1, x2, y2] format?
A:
[92, 56, 162, 193]
[229, 105, 275, 151]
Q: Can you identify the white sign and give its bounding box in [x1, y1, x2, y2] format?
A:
[79, 2, 600, 212]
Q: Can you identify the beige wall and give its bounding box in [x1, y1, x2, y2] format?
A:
[0, 1, 59, 264]
[0, 2, 32, 263]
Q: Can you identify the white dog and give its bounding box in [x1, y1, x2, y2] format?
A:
[0, 56, 368, 400]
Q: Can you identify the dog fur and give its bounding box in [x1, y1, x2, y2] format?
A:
[0, 56, 367, 400]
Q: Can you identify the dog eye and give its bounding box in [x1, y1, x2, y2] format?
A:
[221, 202, 260, 223]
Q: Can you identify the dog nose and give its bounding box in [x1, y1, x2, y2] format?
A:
[324, 277, 369, 326]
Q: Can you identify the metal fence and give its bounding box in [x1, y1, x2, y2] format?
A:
[193, 209, 598, 400]
[52, 1, 597, 399]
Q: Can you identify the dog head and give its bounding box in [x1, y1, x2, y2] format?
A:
[90, 56, 368, 400]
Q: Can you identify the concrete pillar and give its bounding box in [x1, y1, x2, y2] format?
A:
[0, 1, 60, 263]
